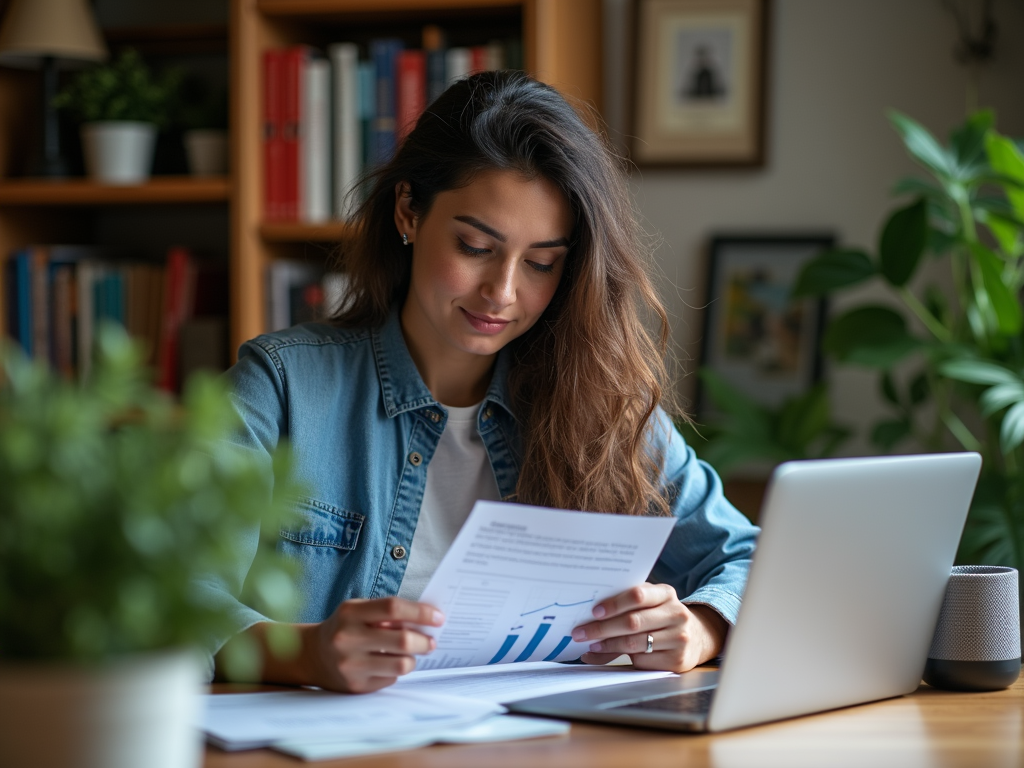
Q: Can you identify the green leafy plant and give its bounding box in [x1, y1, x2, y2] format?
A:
[0, 325, 299, 677]
[54, 48, 181, 126]
[681, 369, 850, 479]
[793, 109, 1024, 568]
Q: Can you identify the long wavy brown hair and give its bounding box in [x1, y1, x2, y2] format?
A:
[331, 71, 675, 516]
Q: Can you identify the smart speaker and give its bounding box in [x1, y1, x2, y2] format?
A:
[923, 565, 1021, 691]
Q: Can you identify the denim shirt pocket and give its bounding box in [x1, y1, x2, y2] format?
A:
[280, 498, 365, 551]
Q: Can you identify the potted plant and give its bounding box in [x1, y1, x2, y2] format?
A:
[54, 49, 180, 184]
[0, 325, 300, 768]
[177, 74, 229, 177]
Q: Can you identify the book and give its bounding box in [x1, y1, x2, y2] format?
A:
[266, 260, 323, 332]
[370, 38, 403, 166]
[469, 46, 488, 75]
[30, 247, 49, 365]
[358, 60, 375, 172]
[157, 246, 196, 392]
[445, 47, 470, 87]
[7, 250, 31, 355]
[51, 264, 74, 379]
[179, 316, 228, 382]
[486, 40, 505, 71]
[302, 56, 331, 223]
[330, 42, 361, 220]
[396, 49, 426, 143]
[426, 48, 447, 105]
[263, 49, 285, 221]
[422, 24, 447, 105]
[280, 46, 310, 221]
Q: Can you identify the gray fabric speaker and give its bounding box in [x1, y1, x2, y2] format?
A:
[923, 565, 1021, 691]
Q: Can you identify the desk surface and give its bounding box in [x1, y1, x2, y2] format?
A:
[205, 669, 1023, 768]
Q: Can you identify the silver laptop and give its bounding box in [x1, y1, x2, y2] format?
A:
[508, 453, 982, 732]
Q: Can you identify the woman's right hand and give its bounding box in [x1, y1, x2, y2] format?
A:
[301, 597, 445, 693]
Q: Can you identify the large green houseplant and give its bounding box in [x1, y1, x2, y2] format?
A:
[789, 110, 1024, 569]
[0, 326, 299, 768]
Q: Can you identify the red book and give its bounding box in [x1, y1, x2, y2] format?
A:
[396, 50, 426, 143]
[280, 46, 309, 222]
[469, 45, 488, 74]
[263, 50, 285, 221]
[157, 246, 195, 392]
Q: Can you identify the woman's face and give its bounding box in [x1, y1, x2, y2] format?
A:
[397, 168, 573, 364]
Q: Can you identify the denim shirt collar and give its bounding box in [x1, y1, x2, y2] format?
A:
[371, 305, 515, 419]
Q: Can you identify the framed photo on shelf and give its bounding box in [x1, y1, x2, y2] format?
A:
[697, 234, 833, 417]
[630, 0, 769, 168]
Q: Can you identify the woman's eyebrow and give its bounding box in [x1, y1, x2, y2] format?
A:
[454, 215, 570, 249]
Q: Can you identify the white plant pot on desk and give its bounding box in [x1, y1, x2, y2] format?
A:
[0, 649, 204, 768]
[81, 121, 157, 184]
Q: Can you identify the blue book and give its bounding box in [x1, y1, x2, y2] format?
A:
[358, 60, 375, 171]
[10, 250, 32, 356]
[427, 49, 447, 104]
[370, 38, 403, 165]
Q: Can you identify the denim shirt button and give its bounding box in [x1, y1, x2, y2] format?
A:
[482, 407, 493, 422]
[408, 451, 423, 466]
[391, 545, 407, 560]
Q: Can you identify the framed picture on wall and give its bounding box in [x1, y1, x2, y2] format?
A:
[697, 234, 832, 417]
[630, 0, 769, 167]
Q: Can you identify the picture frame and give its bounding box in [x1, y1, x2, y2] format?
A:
[697, 234, 833, 417]
[630, 0, 769, 168]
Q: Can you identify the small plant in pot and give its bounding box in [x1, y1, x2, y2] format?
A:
[54, 48, 180, 184]
[177, 74, 229, 177]
[0, 325, 301, 768]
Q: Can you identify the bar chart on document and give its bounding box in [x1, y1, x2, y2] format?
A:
[418, 578, 604, 669]
[415, 501, 676, 671]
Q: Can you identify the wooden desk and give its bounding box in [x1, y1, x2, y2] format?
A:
[205, 669, 1023, 768]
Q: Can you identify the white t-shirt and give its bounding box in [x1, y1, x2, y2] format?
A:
[396, 402, 501, 601]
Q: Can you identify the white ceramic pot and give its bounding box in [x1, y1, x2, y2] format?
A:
[81, 121, 157, 184]
[184, 129, 228, 176]
[0, 649, 204, 768]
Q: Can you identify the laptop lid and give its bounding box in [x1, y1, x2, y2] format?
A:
[707, 452, 981, 731]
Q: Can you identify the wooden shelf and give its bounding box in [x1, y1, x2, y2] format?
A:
[0, 176, 230, 206]
[257, 0, 518, 16]
[260, 221, 352, 242]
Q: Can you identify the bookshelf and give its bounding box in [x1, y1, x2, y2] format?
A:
[229, 0, 603, 354]
[0, 1, 603, 365]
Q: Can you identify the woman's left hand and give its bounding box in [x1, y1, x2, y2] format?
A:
[572, 583, 728, 672]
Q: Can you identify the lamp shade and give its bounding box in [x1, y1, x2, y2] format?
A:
[0, 0, 107, 68]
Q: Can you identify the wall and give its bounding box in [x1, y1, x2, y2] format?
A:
[603, 0, 1024, 455]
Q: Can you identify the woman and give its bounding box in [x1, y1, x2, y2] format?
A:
[209, 71, 758, 693]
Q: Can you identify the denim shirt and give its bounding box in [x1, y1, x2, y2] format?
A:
[198, 307, 759, 670]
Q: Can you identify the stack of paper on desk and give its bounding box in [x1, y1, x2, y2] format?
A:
[201, 688, 503, 751]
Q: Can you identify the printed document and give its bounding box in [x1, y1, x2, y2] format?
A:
[415, 501, 676, 670]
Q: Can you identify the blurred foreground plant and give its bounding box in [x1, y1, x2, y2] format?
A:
[0, 324, 300, 677]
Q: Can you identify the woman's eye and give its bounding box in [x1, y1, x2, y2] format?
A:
[528, 261, 555, 274]
[456, 238, 490, 256]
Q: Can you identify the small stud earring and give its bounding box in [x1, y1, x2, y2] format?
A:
[401, 233, 409, 246]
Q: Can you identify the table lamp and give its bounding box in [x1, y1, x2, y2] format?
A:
[0, 0, 107, 177]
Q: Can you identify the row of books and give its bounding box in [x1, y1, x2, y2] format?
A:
[2, 246, 228, 391]
[266, 260, 350, 332]
[263, 27, 522, 223]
